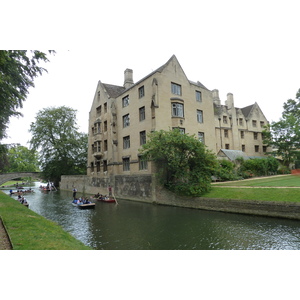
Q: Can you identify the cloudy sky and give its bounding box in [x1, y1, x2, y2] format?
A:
[3, 0, 299, 147]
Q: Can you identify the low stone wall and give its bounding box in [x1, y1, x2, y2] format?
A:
[60, 175, 300, 220]
[154, 184, 300, 220]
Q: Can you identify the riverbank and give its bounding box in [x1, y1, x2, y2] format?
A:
[0, 191, 91, 250]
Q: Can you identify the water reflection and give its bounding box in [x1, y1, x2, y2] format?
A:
[3, 183, 300, 250]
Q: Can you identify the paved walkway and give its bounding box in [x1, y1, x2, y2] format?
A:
[0, 218, 12, 250]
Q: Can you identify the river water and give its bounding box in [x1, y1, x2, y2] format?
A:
[3, 182, 300, 250]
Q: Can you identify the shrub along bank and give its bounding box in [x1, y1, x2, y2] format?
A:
[0, 191, 90, 250]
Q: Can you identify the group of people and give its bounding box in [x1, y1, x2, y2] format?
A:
[93, 193, 111, 200]
[17, 194, 28, 205]
[72, 197, 92, 205]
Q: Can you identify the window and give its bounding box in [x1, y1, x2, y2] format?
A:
[123, 136, 130, 149]
[255, 145, 259, 152]
[140, 131, 146, 145]
[198, 132, 205, 143]
[239, 118, 243, 126]
[241, 131, 245, 139]
[263, 146, 267, 152]
[242, 145, 246, 152]
[171, 82, 181, 95]
[139, 156, 148, 170]
[104, 103, 107, 113]
[254, 132, 258, 140]
[224, 129, 229, 138]
[96, 141, 101, 152]
[122, 95, 129, 107]
[97, 91, 100, 100]
[223, 116, 228, 124]
[139, 106, 145, 121]
[103, 160, 107, 172]
[104, 121, 107, 132]
[123, 157, 130, 171]
[196, 90, 202, 102]
[172, 103, 184, 117]
[94, 121, 101, 134]
[252, 120, 257, 127]
[139, 86, 145, 98]
[104, 140, 108, 151]
[260, 121, 265, 128]
[197, 110, 203, 123]
[96, 161, 100, 172]
[96, 105, 101, 115]
[123, 114, 130, 127]
[225, 144, 230, 149]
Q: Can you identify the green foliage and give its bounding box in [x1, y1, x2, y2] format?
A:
[29, 106, 88, 185]
[140, 129, 218, 196]
[0, 144, 9, 172]
[0, 50, 54, 140]
[6, 144, 39, 172]
[238, 157, 279, 177]
[214, 159, 239, 181]
[263, 88, 300, 167]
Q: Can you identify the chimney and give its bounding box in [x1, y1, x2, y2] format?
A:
[124, 68, 134, 89]
[212, 89, 221, 105]
[226, 93, 234, 109]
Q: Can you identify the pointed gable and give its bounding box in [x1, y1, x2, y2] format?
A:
[241, 102, 267, 120]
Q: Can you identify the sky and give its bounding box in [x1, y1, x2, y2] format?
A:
[2, 0, 300, 147]
[2, 0, 300, 294]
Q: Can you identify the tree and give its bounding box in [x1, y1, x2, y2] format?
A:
[0, 144, 9, 172]
[29, 106, 88, 185]
[263, 89, 300, 167]
[139, 129, 218, 196]
[6, 144, 39, 172]
[0, 50, 54, 140]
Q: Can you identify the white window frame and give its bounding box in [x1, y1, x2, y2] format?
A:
[172, 103, 184, 117]
[197, 110, 203, 123]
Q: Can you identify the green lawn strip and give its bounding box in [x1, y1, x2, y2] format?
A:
[205, 187, 300, 202]
[215, 175, 300, 187]
[0, 192, 91, 250]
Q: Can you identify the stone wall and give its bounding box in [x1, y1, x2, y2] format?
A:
[60, 174, 154, 201]
[60, 175, 300, 220]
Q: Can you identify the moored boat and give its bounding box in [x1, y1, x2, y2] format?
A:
[98, 198, 116, 203]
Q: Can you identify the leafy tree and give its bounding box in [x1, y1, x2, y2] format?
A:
[0, 50, 54, 140]
[0, 144, 9, 172]
[139, 129, 218, 196]
[6, 144, 39, 172]
[263, 89, 300, 167]
[29, 106, 88, 185]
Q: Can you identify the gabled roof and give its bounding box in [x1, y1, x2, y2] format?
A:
[99, 55, 210, 98]
[241, 104, 255, 118]
[217, 149, 250, 161]
[102, 83, 125, 98]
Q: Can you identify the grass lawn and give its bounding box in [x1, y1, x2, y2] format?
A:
[0, 191, 91, 250]
[205, 175, 300, 202]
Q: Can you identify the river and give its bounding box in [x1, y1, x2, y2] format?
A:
[3, 182, 300, 250]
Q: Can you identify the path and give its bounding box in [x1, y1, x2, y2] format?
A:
[0, 219, 12, 250]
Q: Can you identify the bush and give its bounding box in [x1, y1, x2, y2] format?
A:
[214, 159, 239, 181]
[238, 157, 279, 177]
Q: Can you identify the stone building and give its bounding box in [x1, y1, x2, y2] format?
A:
[87, 55, 270, 182]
